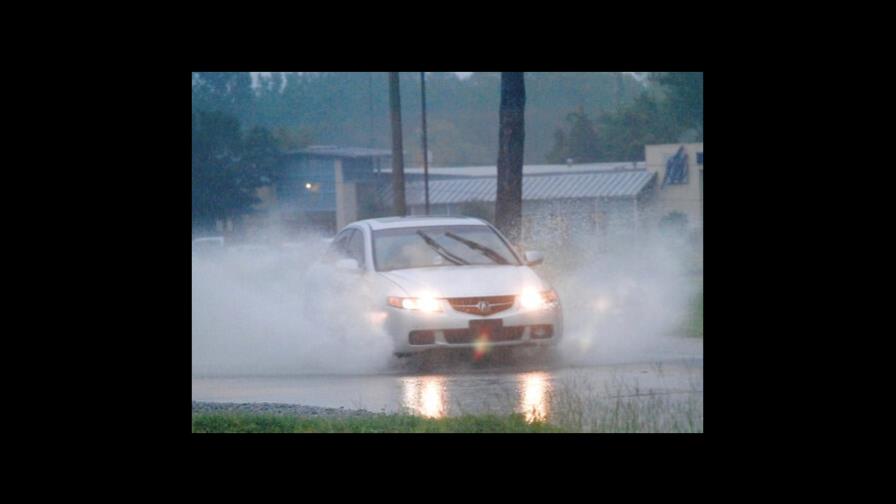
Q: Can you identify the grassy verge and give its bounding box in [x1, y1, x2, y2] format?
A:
[192, 412, 564, 433]
[687, 289, 703, 338]
[546, 373, 703, 433]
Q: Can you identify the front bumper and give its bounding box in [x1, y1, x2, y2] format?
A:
[381, 299, 563, 354]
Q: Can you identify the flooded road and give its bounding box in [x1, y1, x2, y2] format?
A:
[192, 336, 702, 422]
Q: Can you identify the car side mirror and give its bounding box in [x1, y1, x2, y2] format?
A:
[335, 258, 361, 272]
[524, 250, 544, 266]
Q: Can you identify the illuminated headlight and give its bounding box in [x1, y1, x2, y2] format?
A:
[387, 296, 443, 312]
[519, 288, 559, 310]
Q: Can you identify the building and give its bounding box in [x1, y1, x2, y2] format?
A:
[379, 144, 702, 248]
[246, 143, 703, 244]
[644, 143, 704, 232]
[274, 146, 392, 233]
[382, 167, 657, 246]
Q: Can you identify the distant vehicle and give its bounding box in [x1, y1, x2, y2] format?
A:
[307, 216, 562, 357]
[192, 236, 225, 257]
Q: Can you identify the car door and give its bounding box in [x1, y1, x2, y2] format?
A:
[322, 229, 354, 264]
[345, 228, 366, 271]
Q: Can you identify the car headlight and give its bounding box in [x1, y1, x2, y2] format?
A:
[519, 288, 559, 310]
[387, 296, 443, 312]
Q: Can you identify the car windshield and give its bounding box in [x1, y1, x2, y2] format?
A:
[372, 225, 521, 271]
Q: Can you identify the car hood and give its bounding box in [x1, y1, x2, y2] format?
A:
[378, 265, 547, 298]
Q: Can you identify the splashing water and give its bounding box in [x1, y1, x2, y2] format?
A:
[191, 224, 700, 375]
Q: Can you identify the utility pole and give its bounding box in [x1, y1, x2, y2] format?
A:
[368, 72, 374, 148]
[420, 72, 430, 215]
[616, 72, 624, 111]
[388, 72, 406, 216]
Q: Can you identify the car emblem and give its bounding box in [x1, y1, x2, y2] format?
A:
[477, 300, 490, 312]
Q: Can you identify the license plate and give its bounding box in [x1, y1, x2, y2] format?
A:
[469, 319, 503, 339]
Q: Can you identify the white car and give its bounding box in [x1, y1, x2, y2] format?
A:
[309, 216, 562, 357]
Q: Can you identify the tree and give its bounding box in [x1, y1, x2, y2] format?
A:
[241, 126, 282, 184]
[199, 72, 649, 166]
[546, 107, 600, 163]
[593, 93, 678, 160]
[652, 72, 703, 136]
[191, 110, 274, 230]
[547, 85, 698, 163]
[565, 107, 600, 162]
[495, 72, 525, 243]
[192, 72, 253, 119]
[272, 125, 313, 151]
[546, 128, 568, 163]
[192, 110, 244, 230]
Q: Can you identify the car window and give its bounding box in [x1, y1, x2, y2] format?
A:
[372, 225, 521, 271]
[323, 230, 352, 262]
[346, 229, 365, 267]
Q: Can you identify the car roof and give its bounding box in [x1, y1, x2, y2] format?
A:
[354, 216, 488, 231]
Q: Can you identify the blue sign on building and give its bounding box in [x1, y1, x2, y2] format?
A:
[662, 146, 689, 186]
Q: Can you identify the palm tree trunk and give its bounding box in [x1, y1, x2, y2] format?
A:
[495, 72, 525, 243]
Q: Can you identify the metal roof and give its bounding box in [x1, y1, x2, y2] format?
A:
[283, 145, 392, 159]
[382, 170, 656, 206]
[382, 161, 646, 178]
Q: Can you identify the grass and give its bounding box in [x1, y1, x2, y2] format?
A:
[548, 384, 703, 433]
[688, 288, 703, 338]
[194, 370, 703, 433]
[192, 412, 564, 433]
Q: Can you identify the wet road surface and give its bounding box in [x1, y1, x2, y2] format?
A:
[192, 337, 702, 421]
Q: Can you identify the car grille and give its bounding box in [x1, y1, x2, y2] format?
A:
[443, 326, 525, 344]
[447, 295, 516, 316]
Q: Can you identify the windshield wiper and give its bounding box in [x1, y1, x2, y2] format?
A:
[444, 232, 510, 265]
[416, 231, 469, 266]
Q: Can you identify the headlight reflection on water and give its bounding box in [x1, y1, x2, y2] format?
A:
[518, 371, 551, 423]
[401, 376, 446, 418]
[401, 371, 552, 423]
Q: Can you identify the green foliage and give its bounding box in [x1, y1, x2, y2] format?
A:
[272, 125, 314, 151]
[596, 93, 681, 160]
[191, 412, 563, 433]
[191, 109, 280, 229]
[545, 72, 703, 162]
[688, 289, 703, 338]
[546, 107, 602, 163]
[192, 71, 701, 168]
[191, 72, 253, 119]
[240, 126, 282, 184]
[197, 72, 645, 166]
[546, 128, 568, 164]
[652, 72, 703, 134]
